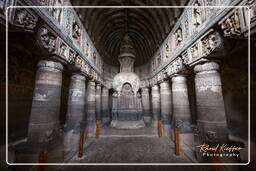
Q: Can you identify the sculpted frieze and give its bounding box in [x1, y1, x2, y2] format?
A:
[11, 8, 38, 32]
[52, 0, 62, 24]
[166, 57, 184, 76]
[175, 27, 183, 46]
[192, 0, 202, 30]
[220, 9, 241, 37]
[201, 31, 222, 57]
[37, 26, 57, 54]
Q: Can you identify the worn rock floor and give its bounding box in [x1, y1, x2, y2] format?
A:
[68, 137, 194, 164]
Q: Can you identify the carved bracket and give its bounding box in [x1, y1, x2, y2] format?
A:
[9, 7, 38, 32]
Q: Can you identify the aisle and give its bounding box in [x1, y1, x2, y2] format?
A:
[61, 136, 194, 165]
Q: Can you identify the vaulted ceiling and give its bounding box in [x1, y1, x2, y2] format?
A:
[71, 0, 189, 66]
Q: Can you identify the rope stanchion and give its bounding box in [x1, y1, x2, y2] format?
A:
[158, 120, 163, 138]
[174, 128, 180, 156]
[78, 130, 85, 158]
[96, 120, 100, 139]
[37, 151, 48, 171]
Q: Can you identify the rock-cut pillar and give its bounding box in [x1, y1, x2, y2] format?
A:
[64, 73, 86, 159]
[172, 74, 193, 150]
[172, 75, 192, 133]
[194, 62, 228, 160]
[95, 83, 102, 121]
[101, 87, 110, 124]
[160, 81, 172, 137]
[86, 80, 96, 136]
[27, 60, 63, 151]
[151, 84, 161, 135]
[141, 87, 151, 124]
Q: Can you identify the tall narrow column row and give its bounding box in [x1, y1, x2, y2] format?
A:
[27, 60, 63, 151]
[159, 81, 172, 137]
[64, 73, 86, 159]
[141, 87, 151, 124]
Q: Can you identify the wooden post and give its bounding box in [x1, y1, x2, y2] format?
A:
[78, 130, 85, 158]
[174, 128, 180, 156]
[37, 151, 48, 171]
[212, 148, 221, 171]
[96, 120, 100, 139]
[158, 120, 163, 138]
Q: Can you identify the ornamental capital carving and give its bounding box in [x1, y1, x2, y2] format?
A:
[219, 9, 241, 37]
[10, 8, 38, 32]
[166, 57, 185, 77]
[36, 26, 57, 55]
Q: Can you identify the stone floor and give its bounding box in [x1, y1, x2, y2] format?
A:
[66, 136, 194, 164]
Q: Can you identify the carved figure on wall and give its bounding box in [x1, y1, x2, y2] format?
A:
[14, 9, 37, 31]
[175, 27, 183, 46]
[72, 22, 81, 40]
[221, 10, 241, 37]
[193, 0, 202, 28]
[165, 43, 170, 58]
[68, 50, 76, 63]
[38, 27, 56, 53]
[202, 31, 220, 56]
[59, 43, 67, 57]
[84, 42, 89, 57]
[182, 51, 189, 65]
[52, 0, 62, 23]
[190, 44, 199, 60]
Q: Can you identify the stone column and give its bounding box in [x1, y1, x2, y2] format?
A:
[172, 75, 192, 133]
[160, 81, 172, 137]
[86, 80, 96, 136]
[64, 73, 86, 159]
[172, 75, 193, 149]
[95, 83, 102, 121]
[151, 84, 161, 134]
[141, 87, 151, 124]
[102, 86, 110, 124]
[194, 62, 228, 159]
[27, 60, 63, 151]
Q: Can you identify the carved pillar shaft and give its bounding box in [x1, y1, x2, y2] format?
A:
[151, 84, 161, 134]
[27, 60, 63, 150]
[172, 75, 194, 149]
[102, 87, 110, 124]
[172, 75, 192, 133]
[95, 83, 102, 121]
[86, 80, 96, 136]
[160, 81, 172, 137]
[194, 62, 228, 158]
[141, 87, 151, 124]
[64, 73, 86, 159]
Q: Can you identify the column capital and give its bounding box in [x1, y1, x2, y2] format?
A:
[151, 84, 159, 90]
[171, 74, 187, 83]
[37, 60, 63, 71]
[194, 61, 219, 73]
[70, 73, 86, 81]
[159, 80, 170, 88]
